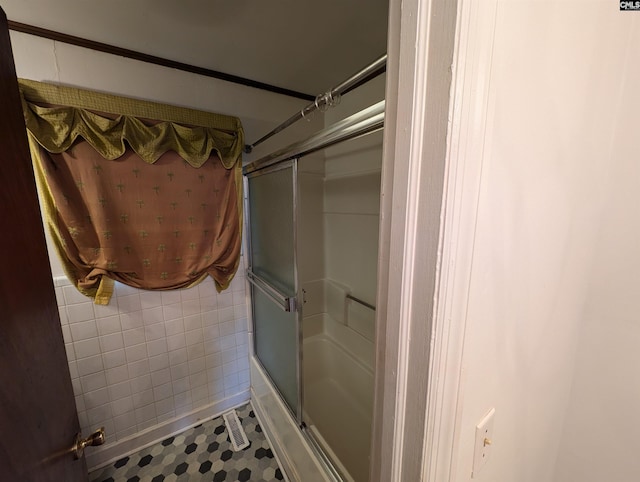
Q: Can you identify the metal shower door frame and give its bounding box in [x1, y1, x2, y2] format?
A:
[244, 158, 304, 426]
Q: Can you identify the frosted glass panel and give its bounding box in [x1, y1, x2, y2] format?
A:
[248, 164, 299, 416]
[248, 167, 295, 296]
[253, 288, 298, 412]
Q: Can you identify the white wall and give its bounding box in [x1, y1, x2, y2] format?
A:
[553, 15, 640, 482]
[452, 2, 637, 481]
[8, 29, 320, 467]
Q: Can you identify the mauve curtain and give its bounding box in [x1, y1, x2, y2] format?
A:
[20, 80, 244, 304]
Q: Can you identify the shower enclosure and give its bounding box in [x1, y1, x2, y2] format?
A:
[244, 101, 384, 481]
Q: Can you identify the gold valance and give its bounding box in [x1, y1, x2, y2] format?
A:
[19, 79, 243, 168]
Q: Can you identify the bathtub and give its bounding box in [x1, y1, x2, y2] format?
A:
[250, 284, 375, 482]
[303, 314, 374, 482]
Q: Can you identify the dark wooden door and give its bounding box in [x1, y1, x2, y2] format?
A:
[0, 8, 88, 482]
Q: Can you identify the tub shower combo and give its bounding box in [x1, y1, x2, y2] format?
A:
[243, 57, 385, 482]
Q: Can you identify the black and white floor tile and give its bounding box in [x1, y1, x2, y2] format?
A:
[90, 404, 285, 482]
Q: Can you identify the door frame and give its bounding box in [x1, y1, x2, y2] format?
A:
[372, 0, 500, 480]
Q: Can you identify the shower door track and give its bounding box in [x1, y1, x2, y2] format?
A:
[243, 100, 384, 176]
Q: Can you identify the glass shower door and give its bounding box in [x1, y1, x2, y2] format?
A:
[246, 161, 300, 419]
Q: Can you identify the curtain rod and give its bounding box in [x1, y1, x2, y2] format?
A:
[244, 53, 386, 154]
[7, 20, 315, 102]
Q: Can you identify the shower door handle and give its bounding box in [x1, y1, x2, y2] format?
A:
[247, 270, 297, 312]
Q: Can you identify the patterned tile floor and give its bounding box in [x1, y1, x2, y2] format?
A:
[90, 404, 285, 482]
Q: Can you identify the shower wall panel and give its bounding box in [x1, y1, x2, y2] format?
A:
[323, 131, 383, 309]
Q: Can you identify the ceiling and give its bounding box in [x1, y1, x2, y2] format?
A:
[2, 0, 389, 97]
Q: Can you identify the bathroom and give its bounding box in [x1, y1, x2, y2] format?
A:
[1, 1, 640, 482]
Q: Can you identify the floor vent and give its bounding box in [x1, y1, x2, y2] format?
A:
[222, 409, 250, 451]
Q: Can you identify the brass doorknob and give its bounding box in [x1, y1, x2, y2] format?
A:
[72, 427, 105, 459]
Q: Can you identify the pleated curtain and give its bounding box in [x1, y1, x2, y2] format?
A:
[20, 80, 244, 304]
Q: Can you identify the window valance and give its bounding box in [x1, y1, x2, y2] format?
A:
[19, 79, 243, 167]
[19, 80, 244, 305]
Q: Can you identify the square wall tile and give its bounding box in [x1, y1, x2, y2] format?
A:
[219, 320, 236, 337]
[120, 311, 144, 331]
[105, 365, 129, 385]
[144, 323, 166, 342]
[164, 318, 184, 337]
[163, 303, 182, 321]
[93, 302, 120, 320]
[219, 307, 234, 323]
[129, 374, 152, 395]
[108, 380, 132, 401]
[187, 343, 205, 361]
[128, 360, 150, 379]
[169, 348, 188, 366]
[84, 387, 109, 411]
[166, 334, 186, 351]
[170, 363, 188, 381]
[132, 389, 154, 408]
[123, 328, 146, 347]
[149, 353, 170, 373]
[217, 293, 233, 309]
[100, 333, 124, 353]
[161, 291, 181, 305]
[67, 303, 95, 324]
[81, 372, 107, 393]
[140, 291, 162, 309]
[111, 396, 134, 417]
[74, 338, 101, 359]
[149, 368, 170, 390]
[173, 391, 192, 409]
[113, 411, 137, 433]
[103, 350, 127, 370]
[147, 339, 168, 358]
[183, 314, 202, 332]
[77, 355, 104, 377]
[87, 404, 112, 425]
[180, 286, 200, 301]
[70, 320, 98, 342]
[153, 382, 173, 403]
[142, 307, 164, 325]
[125, 344, 148, 363]
[200, 296, 217, 312]
[118, 294, 142, 313]
[185, 329, 203, 346]
[181, 300, 200, 317]
[154, 396, 175, 416]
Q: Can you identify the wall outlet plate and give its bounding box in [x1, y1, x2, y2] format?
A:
[472, 407, 495, 478]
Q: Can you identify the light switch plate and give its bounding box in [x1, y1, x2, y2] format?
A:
[472, 408, 495, 478]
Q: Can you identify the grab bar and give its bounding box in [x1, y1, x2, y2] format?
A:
[247, 269, 297, 312]
[346, 294, 376, 311]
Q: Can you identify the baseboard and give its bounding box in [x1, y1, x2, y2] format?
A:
[86, 390, 250, 472]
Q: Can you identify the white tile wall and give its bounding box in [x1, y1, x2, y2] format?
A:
[54, 270, 250, 444]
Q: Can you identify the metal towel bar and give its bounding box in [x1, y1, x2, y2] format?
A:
[247, 269, 297, 312]
[346, 293, 376, 311]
